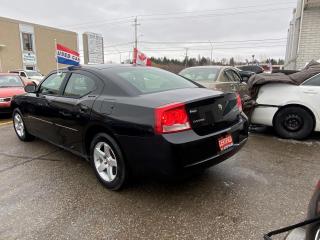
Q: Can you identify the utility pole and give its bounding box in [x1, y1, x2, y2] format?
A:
[209, 41, 214, 65]
[185, 48, 189, 68]
[113, 47, 122, 64]
[133, 17, 140, 50]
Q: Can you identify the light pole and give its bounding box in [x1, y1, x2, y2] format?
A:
[185, 48, 189, 68]
[209, 41, 214, 65]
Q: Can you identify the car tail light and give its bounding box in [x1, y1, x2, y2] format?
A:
[236, 94, 242, 112]
[155, 102, 191, 134]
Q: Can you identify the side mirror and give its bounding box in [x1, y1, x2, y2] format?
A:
[24, 82, 37, 93]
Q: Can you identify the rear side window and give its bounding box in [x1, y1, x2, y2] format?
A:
[64, 73, 96, 98]
[39, 73, 66, 95]
[108, 67, 197, 94]
[225, 70, 241, 82]
[303, 74, 320, 86]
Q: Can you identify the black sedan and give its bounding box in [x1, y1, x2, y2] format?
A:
[12, 65, 248, 190]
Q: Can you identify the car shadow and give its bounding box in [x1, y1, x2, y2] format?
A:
[250, 125, 320, 141]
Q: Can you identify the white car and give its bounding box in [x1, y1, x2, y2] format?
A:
[251, 73, 320, 139]
[9, 70, 44, 85]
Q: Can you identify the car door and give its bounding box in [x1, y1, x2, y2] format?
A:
[300, 74, 320, 120]
[25, 72, 67, 143]
[49, 71, 103, 154]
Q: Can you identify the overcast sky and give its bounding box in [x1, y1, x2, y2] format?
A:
[0, 0, 297, 63]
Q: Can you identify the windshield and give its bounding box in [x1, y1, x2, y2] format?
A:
[0, 76, 23, 87]
[26, 71, 42, 77]
[107, 67, 198, 94]
[179, 68, 220, 82]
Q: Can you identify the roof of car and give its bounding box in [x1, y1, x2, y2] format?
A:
[61, 64, 135, 71]
[182, 65, 230, 70]
[0, 73, 20, 76]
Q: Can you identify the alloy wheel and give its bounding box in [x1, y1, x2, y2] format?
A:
[93, 142, 118, 182]
[14, 113, 25, 138]
[315, 228, 320, 240]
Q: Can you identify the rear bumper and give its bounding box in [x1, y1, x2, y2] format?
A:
[251, 105, 278, 126]
[116, 113, 249, 176]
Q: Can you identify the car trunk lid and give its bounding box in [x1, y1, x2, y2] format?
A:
[185, 92, 240, 136]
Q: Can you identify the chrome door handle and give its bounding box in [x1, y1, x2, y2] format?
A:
[303, 90, 317, 94]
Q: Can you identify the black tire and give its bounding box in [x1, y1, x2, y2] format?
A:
[12, 109, 35, 142]
[90, 133, 127, 190]
[274, 106, 314, 140]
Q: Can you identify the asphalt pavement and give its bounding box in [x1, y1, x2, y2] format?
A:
[0, 117, 320, 240]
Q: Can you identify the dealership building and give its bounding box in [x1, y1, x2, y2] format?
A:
[0, 16, 78, 74]
[284, 0, 320, 70]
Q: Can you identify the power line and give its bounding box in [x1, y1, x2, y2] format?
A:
[137, 1, 295, 18]
[57, 1, 295, 29]
[104, 42, 134, 48]
[140, 38, 287, 45]
[104, 44, 287, 54]
[59, 16, 135, 28]
[139, 7, 294, 22]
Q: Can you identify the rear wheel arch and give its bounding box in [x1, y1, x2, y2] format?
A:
[84, 125, 121, 159]
[272, 104, 316, 131]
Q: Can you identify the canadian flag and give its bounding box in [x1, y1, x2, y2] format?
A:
[133, 48, 152, 66]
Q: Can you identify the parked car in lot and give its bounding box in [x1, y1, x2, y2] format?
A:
[11, 64, 249, 190]
[0, 73, 28, 114]
[235, 67, 255, 82]
[251, 73, 320, 139]
[179, 66, 249, 98]
[237, 65, 264, 74]
[9, 69, 44, 85]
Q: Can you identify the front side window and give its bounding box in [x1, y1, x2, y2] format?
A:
[39, 73, 66, 95]
[108, 67, 197, 94]
[22, 33, 33, 51]
[303, 74, 320, 86]
[0, 76, 24, 87]
[63, 73, 96, 98]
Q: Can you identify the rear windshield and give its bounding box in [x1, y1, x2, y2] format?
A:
[107, 67, 198, 94]
[26, 71, 42, 77]
[0, 76, 23, 87]
[180, 68, 220, 82]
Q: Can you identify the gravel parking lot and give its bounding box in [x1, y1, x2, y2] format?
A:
[0, 117, 319, 240]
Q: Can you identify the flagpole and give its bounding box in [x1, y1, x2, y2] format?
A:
[54, 39, 59, 74]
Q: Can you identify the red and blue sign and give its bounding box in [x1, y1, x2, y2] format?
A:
[56, 44, 80, 66]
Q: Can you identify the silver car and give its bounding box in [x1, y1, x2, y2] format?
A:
[179, 66, 249, 98]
